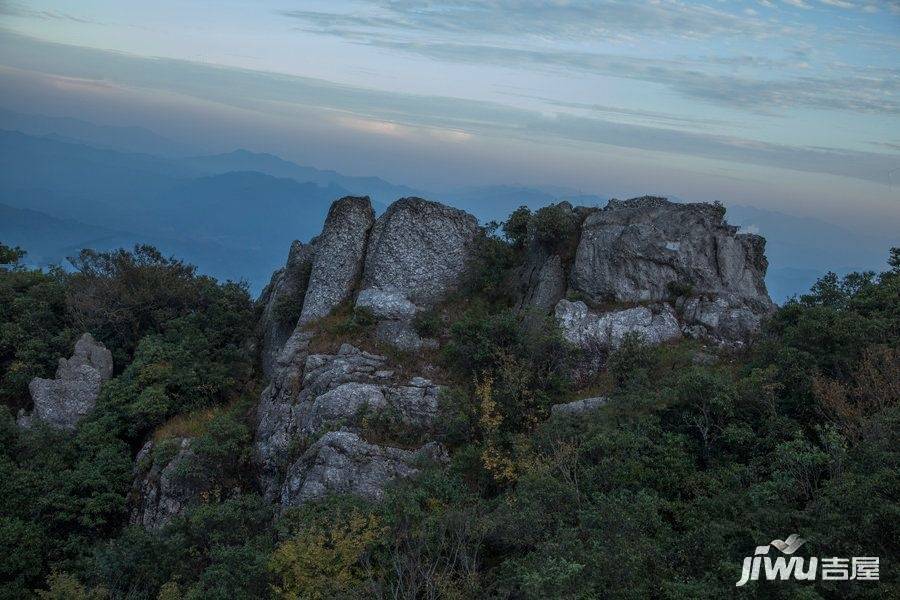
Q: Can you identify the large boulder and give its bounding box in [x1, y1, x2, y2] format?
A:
[551, 396, 607, 417]
[362, 198, 479, 306]
[555, 299, 681, 350]
[257, 240, 315, 378]
[299, 197, 374, 325]
[130, 438, 204, 530]
[17, 333, 113, 430]
[253, 338, 442, 501]
[569, 197, 773, 340]
[356, 286, 438, 352]
[280, 430, 447, 505]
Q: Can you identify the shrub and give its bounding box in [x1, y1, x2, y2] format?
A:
[503, 206, 532, 248]
[666, 280, 694, 299]
[271, 504, 383, 599]
[412, 310, 442, 338]
[530, 204, 578, 251]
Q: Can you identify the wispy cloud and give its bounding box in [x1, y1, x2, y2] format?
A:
[1, 30, 896, 185]
[0, 0, 99, 24]
[280, 2, 899, 116]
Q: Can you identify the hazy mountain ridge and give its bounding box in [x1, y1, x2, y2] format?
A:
[1, 116, 894, 301]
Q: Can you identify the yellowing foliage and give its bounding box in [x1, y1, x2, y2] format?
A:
[269, 510, 384, 600]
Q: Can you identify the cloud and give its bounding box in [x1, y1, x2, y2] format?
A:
[0, 0, 99, 24]
[1, 29, 896, 186]
[282, 1, 767, 41]
[281, 3, 900, 116]
[363, 39, 900, 115]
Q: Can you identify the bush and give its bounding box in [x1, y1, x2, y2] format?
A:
[502, 206, 532, 249]
[66, 245, 246, 365]
[412, 310, 442, 338]
[0, 263, 74, 412]
[666, 280, 694, 299]
[530, 204, 578, 251]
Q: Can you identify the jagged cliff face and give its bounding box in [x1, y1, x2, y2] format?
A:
[124, 193, 774, 522]
[252, 197, 475, 507]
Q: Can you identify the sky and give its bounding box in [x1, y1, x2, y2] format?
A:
[0, 0, 899, 236]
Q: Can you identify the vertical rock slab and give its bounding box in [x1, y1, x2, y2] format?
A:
[299, 196, 374, 325]
[257, 240, 315, 378]
[362, 198, 479, 306]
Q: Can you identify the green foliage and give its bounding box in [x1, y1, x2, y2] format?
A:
[666, 279, 695, 299]
[502, 205, 531, 249]
[459, 226, 518, 306]
[0, 242, 26, 266]
[530, 204, 578, 251]
[2, 230, 897, 600]
[35, 570, 108, 600]
[0, 263, 73, 411]
[606, 332, 659, 387]
[328, 305, 377, 337]
[67, 245, 249, 365]
[270, 503, 383, 599]
[93, 495, 273, 600]
[412, 309, 442, 338]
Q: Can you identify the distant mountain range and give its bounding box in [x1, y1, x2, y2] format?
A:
[0, 110, 894, 301]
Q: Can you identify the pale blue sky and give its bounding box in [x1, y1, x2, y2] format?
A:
[0, 0, 898, 235]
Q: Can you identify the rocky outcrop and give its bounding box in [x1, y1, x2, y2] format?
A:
[362, 198, 479, 306]
[675, 295, 764, 342]
[551, 396, 607, 417]
[253, 336, 442, 502]
[17, 333, 113, 430]
[568, 197, 773, 341]
[258, 240, 315, 378]
[570, 197, 770, 305]
[299, 197, 374, 325]
[555, 299, 681, 350]
[130, 438, 204, 530]
[280, 430, 447, 505]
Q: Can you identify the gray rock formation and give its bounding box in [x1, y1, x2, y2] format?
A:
[675, 295, 764, 342]
[258, 240, 315, 378]
[517, 253, 566, 318]
[555, 299, 681, 350]
[280, 430, 447, 505]
[254, 329, 316, 500]
[356, 286, 438, 352]
[551, 396, 607, 417]
[569, 197, 773, 340]
[130, 438, 203, 530]
[254, 338, 442, 501]
[362, 198, 479, 306]
[299, 197, 374, 325]
[17, 333, 113, 430]
[356, 287, 418, 320]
